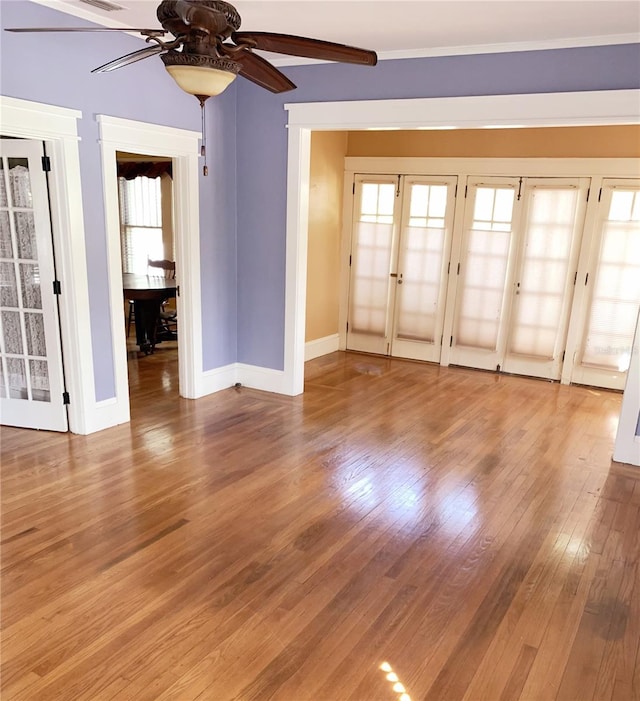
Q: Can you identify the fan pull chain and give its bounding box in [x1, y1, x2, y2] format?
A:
[199, 96, 208, 176]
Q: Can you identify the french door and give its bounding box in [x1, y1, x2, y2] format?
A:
[570, 180, 640, 390]
[346, 174, 457, 361]
[0, 139, 68, 431]
[449, 177, 589, 380]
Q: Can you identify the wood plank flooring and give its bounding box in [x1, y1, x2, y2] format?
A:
[1, 349, 639, 700]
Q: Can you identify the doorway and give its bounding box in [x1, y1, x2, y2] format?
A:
[116, 151, 179, 408]
[98, 115, 202, 426]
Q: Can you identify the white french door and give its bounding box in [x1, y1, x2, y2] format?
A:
[502, 179, 589, 379]
[449, 177, 589, 380]
[346, 175, 457, 361]
[347, 175, 400, 355]
[0, 139, 68, 431]
[570, 180, 640, 390]
[449, 178, 519, 371]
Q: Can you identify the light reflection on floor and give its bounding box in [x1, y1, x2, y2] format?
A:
[380, 661, 412, 701]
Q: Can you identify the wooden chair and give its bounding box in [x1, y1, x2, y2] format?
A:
[147, 258, 176, 279]
[147, 258, 177, 339]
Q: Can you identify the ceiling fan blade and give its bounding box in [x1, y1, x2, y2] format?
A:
[233, 51, 296, 93]
[92, 44, 165, 73]
[5, 27, 166, 34]
[232, 32, 377, 66]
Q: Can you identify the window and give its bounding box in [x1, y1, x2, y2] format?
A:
[119, 176, 164, 274]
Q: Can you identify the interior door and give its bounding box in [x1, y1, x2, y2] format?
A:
[502, 179, 589, 380]
[571, 179, 640, 390]
[0, 139, 68, 431]
[390, 176, 457, 362]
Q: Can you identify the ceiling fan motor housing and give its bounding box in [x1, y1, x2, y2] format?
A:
[157, 0, 241, 40]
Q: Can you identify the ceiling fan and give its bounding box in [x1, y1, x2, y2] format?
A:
[7, 0, 377, 172]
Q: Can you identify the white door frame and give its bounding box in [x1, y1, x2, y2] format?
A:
[0, 95, 97, 434]
[284, 89, 640, 395]
[98, 115, 201, 424]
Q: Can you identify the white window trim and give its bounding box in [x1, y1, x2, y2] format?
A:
[98, 115, 202, 427]
[0, 95, 98, 434]
[283, 89, 640, 395]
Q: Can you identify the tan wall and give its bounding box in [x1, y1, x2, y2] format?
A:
[160, 173, 174, 260]
[306, 131, 348, 342]
[346, 125, 640, 158]
[305, 125, 639, 348]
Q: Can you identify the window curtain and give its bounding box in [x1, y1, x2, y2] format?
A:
[117, 161, 172, 180]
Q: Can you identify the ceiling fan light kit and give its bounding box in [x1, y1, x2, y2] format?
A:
[161, 52, 240, 101]
[6, 0, 377, 174]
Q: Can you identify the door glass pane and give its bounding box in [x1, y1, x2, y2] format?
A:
[0, 211, 12, 257]
[350, 183, 396, 335]
[29, 359, 50, 402]
[582, 189, 640, 371]
[509, 188, 579, 358]
[456, 187, 515, 350]
[20, 263, 42, 309]
[6, 357, 27, 399]
[360, 183, 395, 224]
[396, 184, 448, 342]
[24, 312, 47, 356]
[1, 311, 23, 354]
[0, 261, 18, 308]
[8, 159, 32, 208]
[15, 212, 37, 260]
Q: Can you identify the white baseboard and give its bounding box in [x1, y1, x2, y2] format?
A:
[201, 362, 291, 396]
[305, 334, 340, 361]
[236, 363, 289, 394]
[78, 397, 129, 435]
[199, 363, 238, 397]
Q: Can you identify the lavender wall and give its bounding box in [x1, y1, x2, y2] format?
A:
[0, 1, 238, 400]
[235, 43, 640, 370]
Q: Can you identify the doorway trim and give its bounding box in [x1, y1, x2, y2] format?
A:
[0, 95, 97, 433]
[283, 89, 640, 395]
[98, 115, 201, 423]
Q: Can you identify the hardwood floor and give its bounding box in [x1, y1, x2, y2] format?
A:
[1, 350, 639, 700]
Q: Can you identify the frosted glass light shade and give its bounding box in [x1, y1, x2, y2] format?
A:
[165, 65, 236, 97]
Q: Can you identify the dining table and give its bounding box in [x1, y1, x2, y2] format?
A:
[123, 273, 177, 354]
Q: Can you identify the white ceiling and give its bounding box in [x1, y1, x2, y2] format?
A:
[30, 0, 640, 64]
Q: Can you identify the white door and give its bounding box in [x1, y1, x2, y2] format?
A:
[346, 175, 457, 361]
[502, 179, 589, 380]
[449, 177, 589, 380]
[347, 176, 402, 355]
[0, 139, 68, 431]
[570, 179, 640, 390]
[391, 177, 457, 362]
[449, 178, 520, 371]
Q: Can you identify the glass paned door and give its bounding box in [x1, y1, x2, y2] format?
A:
[391, 177, 457, 362]
[346, 175, 456, 361]
[0, 139, 67, 431]
[502, 179, 589, 380]
[449, 178, 519, 371]
[571, 180, 640, 390]
[347, 176, 401, 354]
